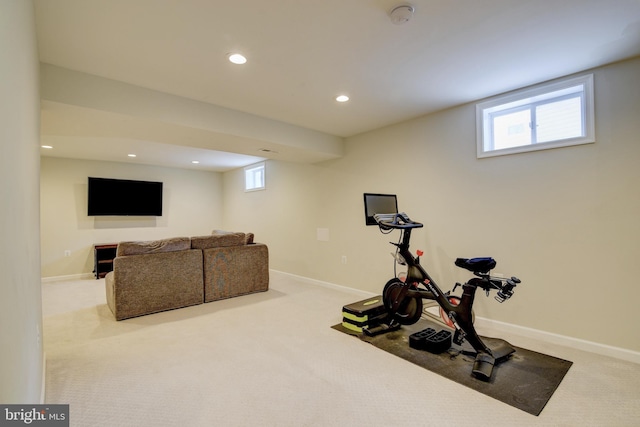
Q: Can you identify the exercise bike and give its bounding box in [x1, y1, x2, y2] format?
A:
[367, 212, 522, 380]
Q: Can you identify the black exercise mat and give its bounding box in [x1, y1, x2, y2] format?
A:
[332, 319, 572, 416]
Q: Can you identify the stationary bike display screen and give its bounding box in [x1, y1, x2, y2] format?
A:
[363, 193, 398, 226]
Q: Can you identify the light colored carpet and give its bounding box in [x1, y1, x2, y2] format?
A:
[42, 272, 640, 426]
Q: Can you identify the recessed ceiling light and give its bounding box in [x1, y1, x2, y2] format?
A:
[127, 154, 136, 158]
[336, 95, 350, 102]
[228, 53, 247, 65]
[191, 160, 200, 164]
[41, 145, 53, 149]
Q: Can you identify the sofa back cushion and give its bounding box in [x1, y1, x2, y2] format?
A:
[117, 237, 191, 256]
[191, 230, 247, 249]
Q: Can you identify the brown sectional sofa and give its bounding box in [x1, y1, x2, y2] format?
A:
[105, 231, 269, 320]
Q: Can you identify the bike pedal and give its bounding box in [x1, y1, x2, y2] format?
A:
[453, 329, 466, 346]
[362, 322, 401, 336]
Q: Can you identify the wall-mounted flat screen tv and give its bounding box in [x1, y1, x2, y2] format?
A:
[363, 193, 398, 226]
[88, 177, 163, 216]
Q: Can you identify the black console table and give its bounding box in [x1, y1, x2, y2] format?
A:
[93, 243, 118, 279]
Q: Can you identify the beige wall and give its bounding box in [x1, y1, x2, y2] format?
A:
[40, 157, 224, 278]
[0, 0, 43, 403]
[38, 58, 640, 353]
[223, 57, 640, 352]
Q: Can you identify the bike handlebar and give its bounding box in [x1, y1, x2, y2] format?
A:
[483, 276, 521, 303]
[374, 212, 424, 229]
[467, 274, 521, 303]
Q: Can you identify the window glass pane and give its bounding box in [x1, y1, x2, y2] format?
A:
[253, 169, 264, 188]
[536, 96, 583, 143]
[476, 74, 594, 158]
[244, 162, 265, 191]
[492, 109, 531, 150]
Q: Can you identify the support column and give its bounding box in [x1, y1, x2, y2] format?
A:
[0, 0, 44, 403]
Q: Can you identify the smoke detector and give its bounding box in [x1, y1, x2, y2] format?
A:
[389, 4, 415, 25]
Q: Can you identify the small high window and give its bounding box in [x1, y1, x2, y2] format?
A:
[244, 162, 265, 192]
[476, 74, 594, 158]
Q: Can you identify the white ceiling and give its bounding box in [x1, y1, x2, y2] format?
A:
[35, 0, 640, 171]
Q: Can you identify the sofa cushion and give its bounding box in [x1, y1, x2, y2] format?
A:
[116, 237, 191, 256]
[192, 230, 246, 249]
[202, 243, 269, 302]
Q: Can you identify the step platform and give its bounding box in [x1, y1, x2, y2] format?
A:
[341, 296, 387, 333]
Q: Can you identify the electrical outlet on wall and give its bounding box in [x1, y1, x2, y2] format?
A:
[64, 250, 71, 257]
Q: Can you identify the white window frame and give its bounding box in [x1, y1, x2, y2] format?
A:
[244, 161, 266, 192]
[476, 74, 595, 158]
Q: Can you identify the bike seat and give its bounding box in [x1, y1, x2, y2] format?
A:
[455, 257, 496, 273]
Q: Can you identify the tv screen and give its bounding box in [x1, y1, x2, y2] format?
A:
[88, 177, 163, 216]
[363, 193, 398, 226]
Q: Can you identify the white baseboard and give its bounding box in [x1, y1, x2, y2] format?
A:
[41, 273, 95, 283]
[270, 269, 376, 298]
[475, 317, 640, 365]
[272, 270, 640, 365]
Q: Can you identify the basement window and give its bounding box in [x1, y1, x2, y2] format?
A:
[476, 74, 594, 158]
[244, 162, 265, 192]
